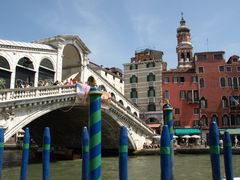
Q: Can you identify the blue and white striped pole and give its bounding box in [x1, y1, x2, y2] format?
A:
[0, 128, 4, 179]
[119, 126, 128, 180]
[82, 127, 89, 180]
[160, 125, 171, 180]
[209, 121, 221, 180]
[20, 128, 30, 180]
[223, 131, 233, 180]
[43, 127, 51, 180]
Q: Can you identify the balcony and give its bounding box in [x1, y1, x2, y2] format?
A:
[148, 81, 155, 87]
[131, 83, 137, 88]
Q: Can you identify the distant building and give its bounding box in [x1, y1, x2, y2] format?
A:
[123, 49, 164, 134]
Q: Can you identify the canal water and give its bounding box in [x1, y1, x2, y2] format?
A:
[2, 151, 240, 180]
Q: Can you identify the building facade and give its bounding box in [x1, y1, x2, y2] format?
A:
[123, 49, 163, 134]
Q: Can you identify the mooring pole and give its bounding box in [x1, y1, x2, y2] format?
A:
[160, 125, 171, 180]
[0, 128, 4, 179]
[223, 131, 233, 180]
[82, 127, 89, 180]
[119, 126, 128, 180]
[89, 86, 102, 180]
[163, 101, 174, 180]
[20, 128, 30, 180]
[43, 127, 51, 180]
[209, 121, 221, 180]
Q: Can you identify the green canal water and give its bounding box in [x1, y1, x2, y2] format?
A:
[2, 152, 240, 180]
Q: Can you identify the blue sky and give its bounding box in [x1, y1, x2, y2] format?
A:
[0, 0, 240, 70]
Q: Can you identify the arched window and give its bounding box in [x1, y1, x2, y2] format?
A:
[200, 97, 207, 108]
[0, 56, 11, 89]
[146, 62, 155, 68]
[130, 75, 138, 83]
[148, 87, 155, 97]
[199, 78, 205, 88]
[147, 73, 155, 82]
[119, 100, 124, 106]
[133, 112, 138, 117]
[126, 106, 131, 112]
[211, 115, 219, 125]
[130, 89, 138, 98]
[111, 92, 116, 99]
[228, 77, 232, 87]
[221, 96, 228, 108]
[15, 57, 35, 88]
[238, 77, 240, 87]
[200, 115, 208, 127]
[39, 58, 54, 85]
[148, 103, 156, 111]
[222, 115, 230, 126]
[233, 77, 238, 89]
[220, 77, 226, 87]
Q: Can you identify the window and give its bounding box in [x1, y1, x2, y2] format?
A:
[180, 90, 186, 100]
[105, 72, 108, 76]
[147, 62, 155, 68]
[222, 96, 228, 108]
[147, 73, 155, 82]
[228, 77, 232, 87]
[229, 96, 239, 108]
[173, 77, 178, 83]
[193, 120, 200, 127]
[192, 76, 197, 83]
[173, 121, 181, 127]
[222, 115, 230, 126]
[200, 97, 207, 108]
[130, 75, 138, 83]
[193, 90, 199, 101]
[194, 108, 199, 114]
[148, 103, 156, 111]
[200, 115, 208, 127]
[179, 77, 185, 83]
[239, 77, 240, 87]
[214, 54, 223, 60]
[199, 78, 205, 88]
[175, 108, 180, 114]
[130, 64, 138, 70]
[220, 77, 226, 87]
[219, 66, 224, 72]
[130, 89, 138, 98]
[237, 66, 240, 72]
[164, 90, 169, 100]
[226, 66, 232, 72]
[211, 115, 219, 126]
[233, 77, 238, 89]
[199, 67, 204, 73]
[113, 76, 115, 80]
[163, 77, 169, 84]
[148, 87, 155, 97]
[197, 54, 207, 60]
[147, 117, 157, 123]
[187, 90, 193, 101]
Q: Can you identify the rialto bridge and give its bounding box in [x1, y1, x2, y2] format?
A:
[0, 35, 155, 151]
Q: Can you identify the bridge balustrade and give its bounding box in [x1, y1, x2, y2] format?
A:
[0, 85, 76, 102]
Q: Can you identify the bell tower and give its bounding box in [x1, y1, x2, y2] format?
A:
[176, 13, 193, 68]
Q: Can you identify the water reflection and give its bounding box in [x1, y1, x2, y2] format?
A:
[2, 152, 240, 180]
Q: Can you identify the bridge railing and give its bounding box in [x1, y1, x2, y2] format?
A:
[0, 85, 76, 102]
[109, 97, 155, 135]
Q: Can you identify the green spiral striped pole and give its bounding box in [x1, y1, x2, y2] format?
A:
[89, 87, 102, 180]
[163, 100, 174, 180]
[43, 127, 51, 180]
